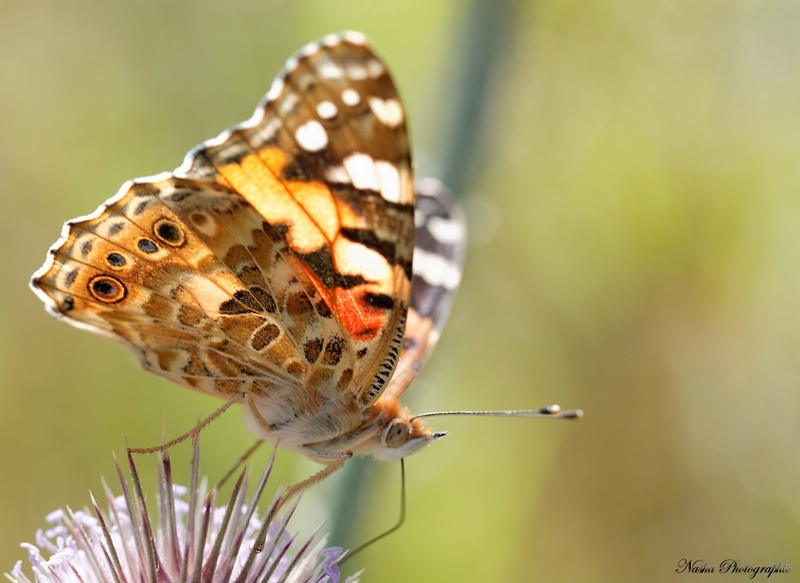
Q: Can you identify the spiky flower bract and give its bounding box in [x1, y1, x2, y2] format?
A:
[7, 439, 359, 583]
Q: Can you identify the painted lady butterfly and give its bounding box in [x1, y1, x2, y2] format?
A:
[31, 32, 578, 491]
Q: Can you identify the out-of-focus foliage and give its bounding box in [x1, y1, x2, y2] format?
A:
[3, 1, 800, 581]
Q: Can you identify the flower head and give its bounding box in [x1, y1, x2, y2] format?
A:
[7, 439, 359, 583]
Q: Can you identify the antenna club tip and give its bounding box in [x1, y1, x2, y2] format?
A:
[432, 431, 448, 439]
[545, 405, 583, 419]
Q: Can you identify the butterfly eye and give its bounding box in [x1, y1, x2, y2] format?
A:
[88, 275, 127, 303]
[381, 419, 410, 448]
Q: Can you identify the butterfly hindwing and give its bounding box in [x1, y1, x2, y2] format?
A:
[30, 177, 310, 398]
[381, 179, 467, 402]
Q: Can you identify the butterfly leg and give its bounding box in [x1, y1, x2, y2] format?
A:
[279, 449, 353, 509]
[128, 392, 247, 453]
[241, 392, 354, 504]
[242, 391, 272, 433]
[215, 438, 264, 489]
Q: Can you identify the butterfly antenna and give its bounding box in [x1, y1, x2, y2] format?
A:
[341, 458, 408, 565]
[411, 404, 583, 422]
[339, 405, 581, 562]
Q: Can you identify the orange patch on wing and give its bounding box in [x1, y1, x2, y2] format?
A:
[256, 145, 290, 173]
[287, 181, 339, 241]
[221, 146, 396, 342]
[219, 148, 333, 253]
[289, 254, 386, 342]
[227, 146, 370, 253]
[334, 285, 387, 340]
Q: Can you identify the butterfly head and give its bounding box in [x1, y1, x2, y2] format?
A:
[364, 399, 446, 461]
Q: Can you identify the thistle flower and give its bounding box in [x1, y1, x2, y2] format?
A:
[7, 439, 359, 583]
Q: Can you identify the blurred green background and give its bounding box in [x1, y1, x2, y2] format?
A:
[3, 0, 800, 581]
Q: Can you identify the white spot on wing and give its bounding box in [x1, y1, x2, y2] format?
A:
[428, 216, 465, 244]
[344, 154, 379, 190]
[278, 91, 299, 116]
[266, 78, 285, 102]
[375, 161, 401, 203]
[342, 88, 361, 107]
[325, 165, 351, 184]
[366, 59, 385, 78]
[248, 116, 282, 147]
[334, 238, 391, 282]
[243, 106, 265, 127]
[348, 64, 368, 81]
[316, 100, 338, 119]
[322, 33, 342, 47]
[318, 61, 345, 79]
[413, 248, 461, 289]
[342, 31, 368, 45]
[295, 120, 328, 152]
[300, 41, 321, 57]
[284, 57, 299, 74]
[368, 97, 404, 128]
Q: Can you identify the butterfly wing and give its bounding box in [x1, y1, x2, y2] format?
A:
[379, 179, 467, 402]
[30, 177, 312, 396]
[31, 33, 415, 433]
[177, 32, 415, 408]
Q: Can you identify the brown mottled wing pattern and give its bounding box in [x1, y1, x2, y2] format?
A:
[31, 177, 307, 396]
[380, 179, 467, 403]
[31, 33, 414, 435]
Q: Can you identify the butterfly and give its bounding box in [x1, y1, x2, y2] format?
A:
[30, 31, 467, 469]
[31, 32, 579, 492]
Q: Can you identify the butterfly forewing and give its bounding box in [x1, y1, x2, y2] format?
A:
[31, 33, 419, 444]
[180, 33, 414, 407]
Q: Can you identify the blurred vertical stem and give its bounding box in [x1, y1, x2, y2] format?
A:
[328, 0, 523, 559]
[440, 0, 519, 197]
